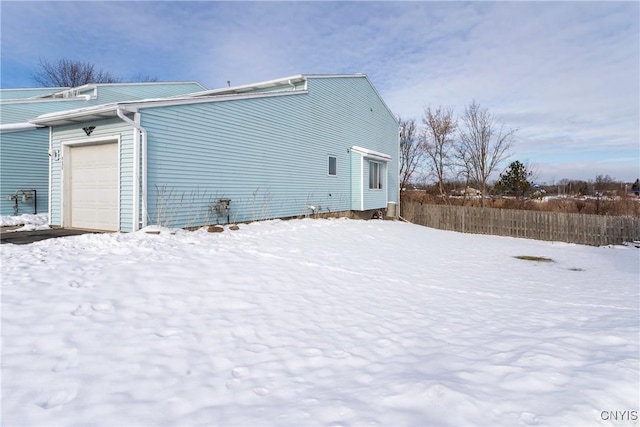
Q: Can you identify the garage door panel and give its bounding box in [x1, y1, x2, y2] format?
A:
[69, 143, 118, 231]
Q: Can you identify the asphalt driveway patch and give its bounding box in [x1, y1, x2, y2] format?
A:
[0, 229, 98, 245]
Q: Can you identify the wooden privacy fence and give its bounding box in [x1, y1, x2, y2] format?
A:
[402, 202, 640, 246]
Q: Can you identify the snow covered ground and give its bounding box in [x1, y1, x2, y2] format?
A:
[1, 218, 638, 426]
[0, 213, 49, 232]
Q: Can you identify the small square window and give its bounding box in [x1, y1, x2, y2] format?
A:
[328, 156, 337, 176]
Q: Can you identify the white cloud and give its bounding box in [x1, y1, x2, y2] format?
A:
[1, 1, 638, 181]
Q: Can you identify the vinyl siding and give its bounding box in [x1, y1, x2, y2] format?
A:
[362, 159, 388, 210]
[92, 83, 205, 104]
[50, 118, 135, 231]
[311, 77, 398, 209]
[140, 76, 398, 228]
[0, 87, 69, 100]
[3, 83, 204, 224]
[47, 76, 398, 231]
[0, 129, 49, 216]
[1, 83, 205, 125]
[1, 100, 91, 124]
[350, 153, 362, 210]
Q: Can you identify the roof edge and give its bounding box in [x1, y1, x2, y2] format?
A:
[351, 145, 392, 161]
[0, 122, 43, 133]
[40, 81, 207, 99]
[30, 90, 309, 125]
[189, 74, 305, 97]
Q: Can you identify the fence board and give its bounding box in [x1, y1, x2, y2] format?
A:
[402, 202, 640, 246]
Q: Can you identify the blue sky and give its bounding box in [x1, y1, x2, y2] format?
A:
[2, 1, 638, 183]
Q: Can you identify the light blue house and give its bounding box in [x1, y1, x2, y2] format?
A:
[31, 74, 399, 232]
[0, 82, 206, 216]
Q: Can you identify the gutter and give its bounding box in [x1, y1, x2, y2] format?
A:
[116, 107, 147, 229]
[0, 122, 43, 133]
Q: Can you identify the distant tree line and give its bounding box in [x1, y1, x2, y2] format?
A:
[399, 103, 639, 208]
[552, 175, 638, 197]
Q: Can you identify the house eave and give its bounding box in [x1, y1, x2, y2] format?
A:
[30, 90, 309, 126]
[0, 122, 45, 133]
[29, 73, 390, 127]
[30, 104, 122, 126]
[35, 81, 207, 100]
[188, 75, 307, 97]
[351, 145, 392, 161]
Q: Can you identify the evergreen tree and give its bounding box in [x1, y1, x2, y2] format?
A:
[495, 160, 531, 198]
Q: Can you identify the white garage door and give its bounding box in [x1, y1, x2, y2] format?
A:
[69, 143, 118, 231]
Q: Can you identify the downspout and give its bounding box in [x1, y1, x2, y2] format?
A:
[360, 155, 364, 211]
[132, 117, 140, 231]
[116, 107, 147, 229]
[385, 159, 389, 206]
[48, 126, 53, 226]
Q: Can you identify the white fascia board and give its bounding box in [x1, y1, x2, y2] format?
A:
[39, 82, 207, 99]
[302, 73, 366, 79]
[1, 86, 69, 93]
[189, 75, 306, 97]
[0, 87, 70, 101]
[30, 103, 120, 125]
[1, 97, 90, 105]
[351, 145, 392, 162]
[0, 122, 43, 133]
[93, 81, 207, 89]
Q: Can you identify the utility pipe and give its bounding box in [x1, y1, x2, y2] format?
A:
[116, 107, 148, 229]
[48, 126, 53, 226]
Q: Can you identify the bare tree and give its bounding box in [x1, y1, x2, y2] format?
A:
[458, 100, 515, 207]
[398, 117, 422, 193]
[422, 106, 457, 202]
[130, 73, 159, 83]
[594, 174, 615, 195]
[453, 144, 474, 205]
[32, 58, 122, 87]
[523, 160, 540, 185]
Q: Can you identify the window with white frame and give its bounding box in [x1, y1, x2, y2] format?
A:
[369, 161, 382, 189]
[328, 156, 337, 176]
